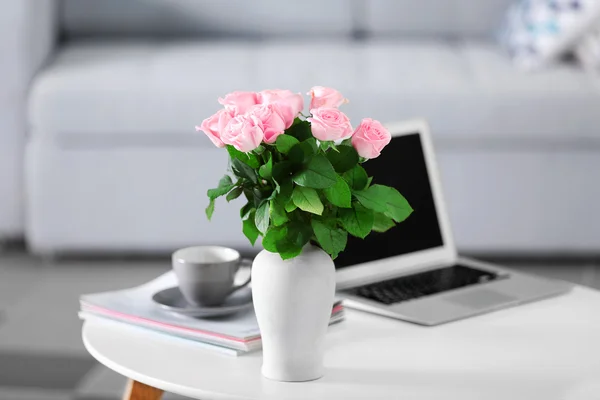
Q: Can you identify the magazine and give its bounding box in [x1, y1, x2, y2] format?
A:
[80, 313, 246, 356]
[79, 271, 344, 353]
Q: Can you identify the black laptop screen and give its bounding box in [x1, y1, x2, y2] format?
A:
[335, 133, 444, 269]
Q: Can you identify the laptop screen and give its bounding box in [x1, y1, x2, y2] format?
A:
[335, 133, 444, 269]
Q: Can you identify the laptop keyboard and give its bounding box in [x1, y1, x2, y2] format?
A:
[348, 265, 503, 305]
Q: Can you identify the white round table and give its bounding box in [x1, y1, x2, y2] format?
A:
[83, 286, 600, 400]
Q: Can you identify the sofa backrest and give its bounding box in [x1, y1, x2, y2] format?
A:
[61, 0, 512, 39]
[361, 0, 514, 38]
[61, 0, 354, 38]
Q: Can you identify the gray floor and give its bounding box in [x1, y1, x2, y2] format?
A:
[0, 249, 598, 400]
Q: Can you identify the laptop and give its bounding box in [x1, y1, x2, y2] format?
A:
[335, 119, 572, 326]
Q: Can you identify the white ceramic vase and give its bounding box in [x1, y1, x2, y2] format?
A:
[251, 244, 336, 382]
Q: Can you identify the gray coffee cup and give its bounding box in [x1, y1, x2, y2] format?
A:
[172, 246, 252, 307]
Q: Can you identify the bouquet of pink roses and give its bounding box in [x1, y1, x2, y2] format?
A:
[197, 87, 412, 260]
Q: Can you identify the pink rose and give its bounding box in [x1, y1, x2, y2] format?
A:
[221, 114, 264, 152]
[307, 108, 353, 142]
[196, 108, 234, 148]
[351, 118, 391, 159]
[249, 103, 287, 144]
[257, 89, 304, 128]
[218, 91, 259, 115]
[258, 89, 294, 104]
[308, 86, 347, 109]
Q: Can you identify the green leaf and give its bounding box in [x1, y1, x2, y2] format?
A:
[259, 154, 273, 180]
[205, 199, 215, 220]
[292, 154, 337, 189]
[270, 198, 289, 226]
[285, 120, 312, 142]
[279, 247, 303, 260]
[219, 175, 233, 186]
[339, 203, 374, 239]
[243, 188, 256, 207]
[311, 219, 348, 259]
[292, 186, 324, 215]
[327, 145, 359, 173]
[227, 145, 260, 168]
[226, 186, 243, 202]
[231, 158, 257, 184]
[287, 222, 313, 248]
[261, 222, 310, 258]
[278, 180, 294, 202]
[276, 221, 312, 260]
[240, 202, 253, 220]
[267, 189, 278, 201]
[320, 141, 337, 152]
[323, 175, 351, 208]
[342, 165, 368, 190]
[252, 187, 270, 206]
[272, 161, 293, 185]
[305, 138, 318, 152]
[353, 185, 413, 223]
[226, 145, 244, 159]
[255, 201, 270, 234]
[242, 214, 260, 246]
[372, 212, 396, 233]
[289, 138, 318, 165]
[366, 176, 374, 188]
[262, 225, 286, 253]
[276, 135, 300, 154]
[207, 175, 234, 200]
[285, 199, 298, 212]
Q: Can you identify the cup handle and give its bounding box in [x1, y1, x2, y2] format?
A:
[229, 258, 253, 294]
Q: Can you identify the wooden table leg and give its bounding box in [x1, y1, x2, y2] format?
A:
[123, 379, 163, 400]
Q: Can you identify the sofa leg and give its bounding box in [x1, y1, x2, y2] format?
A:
[39, 252, 59, 265]
[0, 238, 25, 253]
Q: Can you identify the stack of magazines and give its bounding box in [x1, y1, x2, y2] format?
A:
[79, 271, 345, 356]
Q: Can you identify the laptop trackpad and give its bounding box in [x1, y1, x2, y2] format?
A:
[445, 289, 517, 309]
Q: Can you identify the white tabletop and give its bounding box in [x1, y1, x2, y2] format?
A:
[83, 286, 600, 400]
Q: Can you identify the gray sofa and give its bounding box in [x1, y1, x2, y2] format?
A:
[3, 0, 599, 254]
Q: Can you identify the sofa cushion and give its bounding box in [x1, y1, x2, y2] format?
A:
[29, 39, 600, 148]
[62, 0, 353, 38]
[351, 40, 600, 146]
[363, 0, 515, 38]
[29, 39, 362, 148]
[575, 21, 600, 70]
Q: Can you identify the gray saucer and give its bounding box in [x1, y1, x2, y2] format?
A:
[152, 286, 253, 318]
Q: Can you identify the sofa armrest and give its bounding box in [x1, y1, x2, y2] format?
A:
[0, 0, 58, 94]
[0, 0, 58, 238]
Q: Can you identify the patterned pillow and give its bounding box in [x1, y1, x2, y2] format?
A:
[500, 0, 600, 70]
[574, 21, 600, 69]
